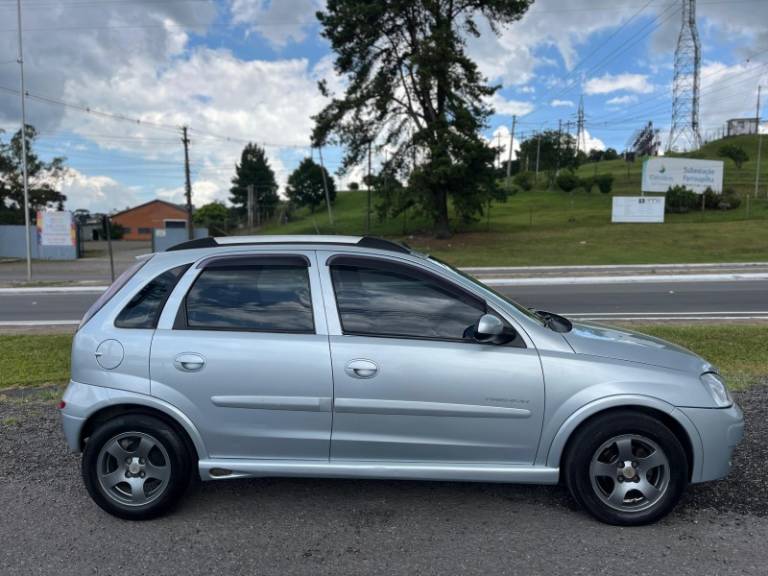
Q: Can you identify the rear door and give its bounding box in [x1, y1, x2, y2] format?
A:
[319, 253, 545, 465]
[150, 251, 333, 460]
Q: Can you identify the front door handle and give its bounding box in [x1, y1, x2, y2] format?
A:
[174, 353, 206, 372]
[345, 359, 378, 379]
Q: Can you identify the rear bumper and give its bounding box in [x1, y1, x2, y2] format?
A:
[680, 402, 744, 483]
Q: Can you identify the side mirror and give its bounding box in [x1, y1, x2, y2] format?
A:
[473, 313, 505, 343]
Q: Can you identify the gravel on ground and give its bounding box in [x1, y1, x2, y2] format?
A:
[1, 386, 767, 576]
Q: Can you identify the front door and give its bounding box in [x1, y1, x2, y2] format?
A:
[320, 254, 544, 464]
[150, 252, 333, 460]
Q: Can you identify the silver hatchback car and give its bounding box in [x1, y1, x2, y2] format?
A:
[60, 235, 743, 525]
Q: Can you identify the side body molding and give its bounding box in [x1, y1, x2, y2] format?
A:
[61, 380, 209, 459]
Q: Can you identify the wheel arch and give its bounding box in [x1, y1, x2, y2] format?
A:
[545, 395, 702, 482]
[79, 403, 204, 464]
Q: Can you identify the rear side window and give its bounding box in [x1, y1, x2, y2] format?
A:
[330, 259, 485, 340]
[79, 259, 147, 329]
[115, 265, 190, 329]
[183, 263, 314, 333]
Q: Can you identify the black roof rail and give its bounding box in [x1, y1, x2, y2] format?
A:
[356, 236, 411, 254]
[166, 237, 217, 251]
[165, 235, 412, 254]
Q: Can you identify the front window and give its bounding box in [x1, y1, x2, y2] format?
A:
[428, 257, 545, 325]
[330, 257, 486, 340]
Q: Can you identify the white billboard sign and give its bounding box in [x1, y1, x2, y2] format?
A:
[612, 196, 665, 223]
[641, 157, 724, 194]
[37, 211, 75, 246]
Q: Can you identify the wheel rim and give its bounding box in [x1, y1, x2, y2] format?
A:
[589, 434, 670, 513]
[96, 431, 171, 507]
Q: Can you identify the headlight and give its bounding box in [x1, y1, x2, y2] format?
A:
[701, 372, 732, 407]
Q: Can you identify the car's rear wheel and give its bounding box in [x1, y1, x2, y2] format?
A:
[82, 414, 192, 520]
[564, 411, 688, 525]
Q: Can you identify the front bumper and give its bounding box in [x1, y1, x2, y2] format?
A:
[680, 402, 744, 483]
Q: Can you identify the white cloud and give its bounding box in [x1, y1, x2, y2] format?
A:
[551, 99, 574, 108]
[606, 95, 639, 106]
[488, 93, 535, 117]
[466, 0, 649, 87]
[584, 73, 654, 95]
[582, 129, 606, 152]
[487, 125, 521, 162]
[61, 170, 141, 214]
[230, 0, 323, 47]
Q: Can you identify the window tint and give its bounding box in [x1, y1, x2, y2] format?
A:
[79, 259, 147, 329]
[331, 261, 485, 340]
[115, 265, 189, 329]
[184, 265, 314, 333]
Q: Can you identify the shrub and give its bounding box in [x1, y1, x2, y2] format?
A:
[595, 174, 614, 194]
[556, 171, 580, 193]
[665, 185, 699, 213]
[718, 144, 749, 169]
[581, 176, 595, 193]
[701, 187, 741, 211]
[513, 171, 534, 191]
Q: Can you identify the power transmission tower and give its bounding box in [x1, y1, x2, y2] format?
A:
[576, 95, 587, 155]
[181, 126, 193, 239]
[667, 0, 701, 152]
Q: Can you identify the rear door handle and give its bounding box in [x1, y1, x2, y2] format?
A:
[174, 353, 206, 372]
[345, 359, 378, 379]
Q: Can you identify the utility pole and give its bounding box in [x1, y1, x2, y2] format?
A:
[181, 126, 193, 240]
[317, 146, 334, 227]
[247, 184, 254, 229]
[366, 143, 372, 234]
[535, 132, 541, 183]
[506, 115, 517, 182]
[16, 0, 31, 281]
[755, 85, 763, 199]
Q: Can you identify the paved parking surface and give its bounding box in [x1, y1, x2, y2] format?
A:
[1, 387, 767, 576]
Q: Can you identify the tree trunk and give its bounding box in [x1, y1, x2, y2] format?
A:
[433, 187, 451, 238]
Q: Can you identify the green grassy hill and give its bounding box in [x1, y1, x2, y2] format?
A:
[255, 135, 768, 266]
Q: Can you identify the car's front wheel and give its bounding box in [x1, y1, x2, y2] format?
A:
[82, 414, 192, 520]
[564, 410, 688, 525]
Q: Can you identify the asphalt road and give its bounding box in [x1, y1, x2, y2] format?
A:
[1, 388, 767, 576]
[1, 279, 767, 324]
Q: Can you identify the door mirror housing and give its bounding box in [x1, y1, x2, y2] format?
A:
[473, 314, 505, 343]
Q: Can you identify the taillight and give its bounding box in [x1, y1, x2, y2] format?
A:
[57, 400, 66, 410]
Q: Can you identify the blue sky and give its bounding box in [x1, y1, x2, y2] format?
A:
[0, 0, 766, 213]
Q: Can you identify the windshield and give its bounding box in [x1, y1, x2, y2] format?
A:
[428, 257, 544, 325]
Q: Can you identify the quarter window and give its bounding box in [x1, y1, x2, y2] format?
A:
[330, 259, 485, 340]
[184, 264, 314, 333]
[115, 265, 189, 329]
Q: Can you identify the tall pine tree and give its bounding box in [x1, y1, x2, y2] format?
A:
[312, 0, 532, 237]
[229, 143, 279, 221]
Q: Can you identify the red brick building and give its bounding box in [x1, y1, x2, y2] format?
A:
[111, 200, 189, 241]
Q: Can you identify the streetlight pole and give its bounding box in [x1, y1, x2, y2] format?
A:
[17, 0, 31, 281]
[755, 85, 763, 199]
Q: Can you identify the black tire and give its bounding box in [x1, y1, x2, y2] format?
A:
[564, 410, 688, 526]
[82, 414, 192, 520]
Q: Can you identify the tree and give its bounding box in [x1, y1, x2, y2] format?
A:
[603, 148, 619, 161]
[718, 144, 749, 170]
[595, 174, 614, 194]
[556, 171, 580, 193]
[229, 143, 279, 220]
[518, 131, 578, 178]
[0, 125, 67, 224]
[193, 201, 229, 233]
[286, 158, 336, 212]
[312, 0, 533, 237]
